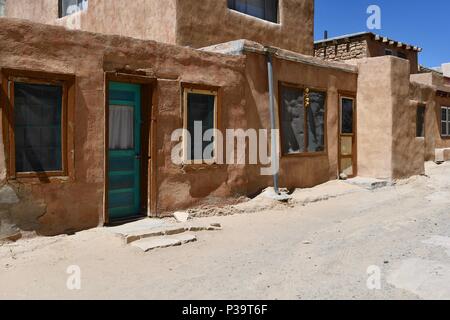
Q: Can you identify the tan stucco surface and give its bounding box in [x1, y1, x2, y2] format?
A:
[4, 0, 314, 54]
[176, 0, 314, 55]
[357, 56, 425, 180]
[0, 18, 353, 236]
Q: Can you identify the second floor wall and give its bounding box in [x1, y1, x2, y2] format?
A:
[4, 0, 314, 55]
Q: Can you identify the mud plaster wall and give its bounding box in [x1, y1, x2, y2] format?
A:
[242, 52, 358, 191]
[410, 73, 450, 156]
[0, 18, 245, 235]
[5, 0, 314, 55]
[176, 0, 314, 55]
[366, 39, 419, 74]
[5, 0, 177, 44]
[357, 56, 424, 180]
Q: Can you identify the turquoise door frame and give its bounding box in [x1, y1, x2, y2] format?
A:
[107, 82, 142, 220]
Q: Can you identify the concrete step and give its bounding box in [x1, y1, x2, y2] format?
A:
[131, 233, 197, 252]
[109, 220, 222, 244]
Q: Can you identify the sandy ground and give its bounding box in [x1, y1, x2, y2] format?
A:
[1, 162, 450, 300]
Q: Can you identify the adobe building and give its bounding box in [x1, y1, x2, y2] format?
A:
[314, 32, 421, 74]
[0, 0, 449, 238]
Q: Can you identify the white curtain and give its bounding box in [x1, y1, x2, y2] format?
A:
[109, 105, 134, 150]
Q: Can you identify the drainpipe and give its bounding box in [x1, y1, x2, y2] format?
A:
[265, 47, 280, 195]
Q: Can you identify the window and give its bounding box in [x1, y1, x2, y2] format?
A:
[416, 104, 426, 138]
[385, 49, 393, 56]
[397, 51, 407, 60]
[227, 0, 279, 23]
[341, 98, 354, 134]
[441, 106, 450, 137]
[183, 86, 218, 163]
[280, 84, 326, 155]
[59, 0, 88, 18]
[2, 69, 74, 178]
[0, 0, 5, 17]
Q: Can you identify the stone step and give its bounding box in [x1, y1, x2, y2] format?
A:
[131, 233, 197, 252]
[112, 221, 222, 244]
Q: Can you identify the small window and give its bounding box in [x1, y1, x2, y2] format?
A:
[228, 0, 279, 23]
[183, 86, 218, 163]
[385, 49, 394, 56]
[2, 70, 73, 178]
[441, 106, 450, 137]
[341, 98, 354, 134]
[397, 51, 407, 60]
[280, 84, 326, 155]
[59, 0, 88, 18]
[0, 0, 5, 17]
[416, 104, 426, 138]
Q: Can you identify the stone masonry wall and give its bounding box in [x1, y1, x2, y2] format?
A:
[315, 40, 368, 61]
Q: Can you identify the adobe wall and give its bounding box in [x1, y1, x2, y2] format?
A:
[0, 18, 245, 236]
[410, 72, 450, 156]
[356, 56, 424, 180]
[4, 0, 56, 24]
[366, 40, 419, 74]
[176, 0, 314, 54]
[4, 0, 178, 44]
[242, 52, 358, 191]
[5, 0, 314, 54]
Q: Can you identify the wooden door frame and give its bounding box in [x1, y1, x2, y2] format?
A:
[338, 92, 357, 178]
[103, 72, 157, 225]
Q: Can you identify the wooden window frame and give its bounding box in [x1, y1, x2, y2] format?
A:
[181, 83, 220, 165]
[338, 92, 358, 178]
[441, 106, 450, 138]
[1, 68, 75, 181]
[278, 81, 328, 158]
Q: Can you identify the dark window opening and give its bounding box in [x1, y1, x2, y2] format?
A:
[14, 83, 63, 173]
[385, 49, 393, 56]
[341, 98, 354, 134]
[441, 106, 450, 137]
[59, 0, 88, 18]
[397, 51, 408, 59]
[280, 85, 326, 155]
[185, 92, 216, 161]
[416, 104, 426, 138]
[227, 0, 279, 23]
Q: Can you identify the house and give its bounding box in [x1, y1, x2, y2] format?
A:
[0, 0, 449, 237]
[314, 32, 421, 74]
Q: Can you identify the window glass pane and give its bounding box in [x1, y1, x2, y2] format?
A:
[187, 93, 215, 161]
[14, 82, 62, 173]
[442, 107, 447, 121]
[60, 0, 88, 17]
[280, 86, 305, 154]
[416, 105, 426, 138]
[307, 91, 326, 152]
[228, 0, 278, 23]
[341, 98, 354, 134]
[442, 121, 448, 136]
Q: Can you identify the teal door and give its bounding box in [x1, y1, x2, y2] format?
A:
[108, 82, 142, 220]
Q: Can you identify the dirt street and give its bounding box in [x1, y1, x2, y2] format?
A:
[1, 162, 450, 300]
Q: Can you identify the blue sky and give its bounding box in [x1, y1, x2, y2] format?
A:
[314, 0, 450, 67]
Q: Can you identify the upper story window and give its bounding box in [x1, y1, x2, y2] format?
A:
[59, 0, 88, 18]
[227, 0, 279, 23]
